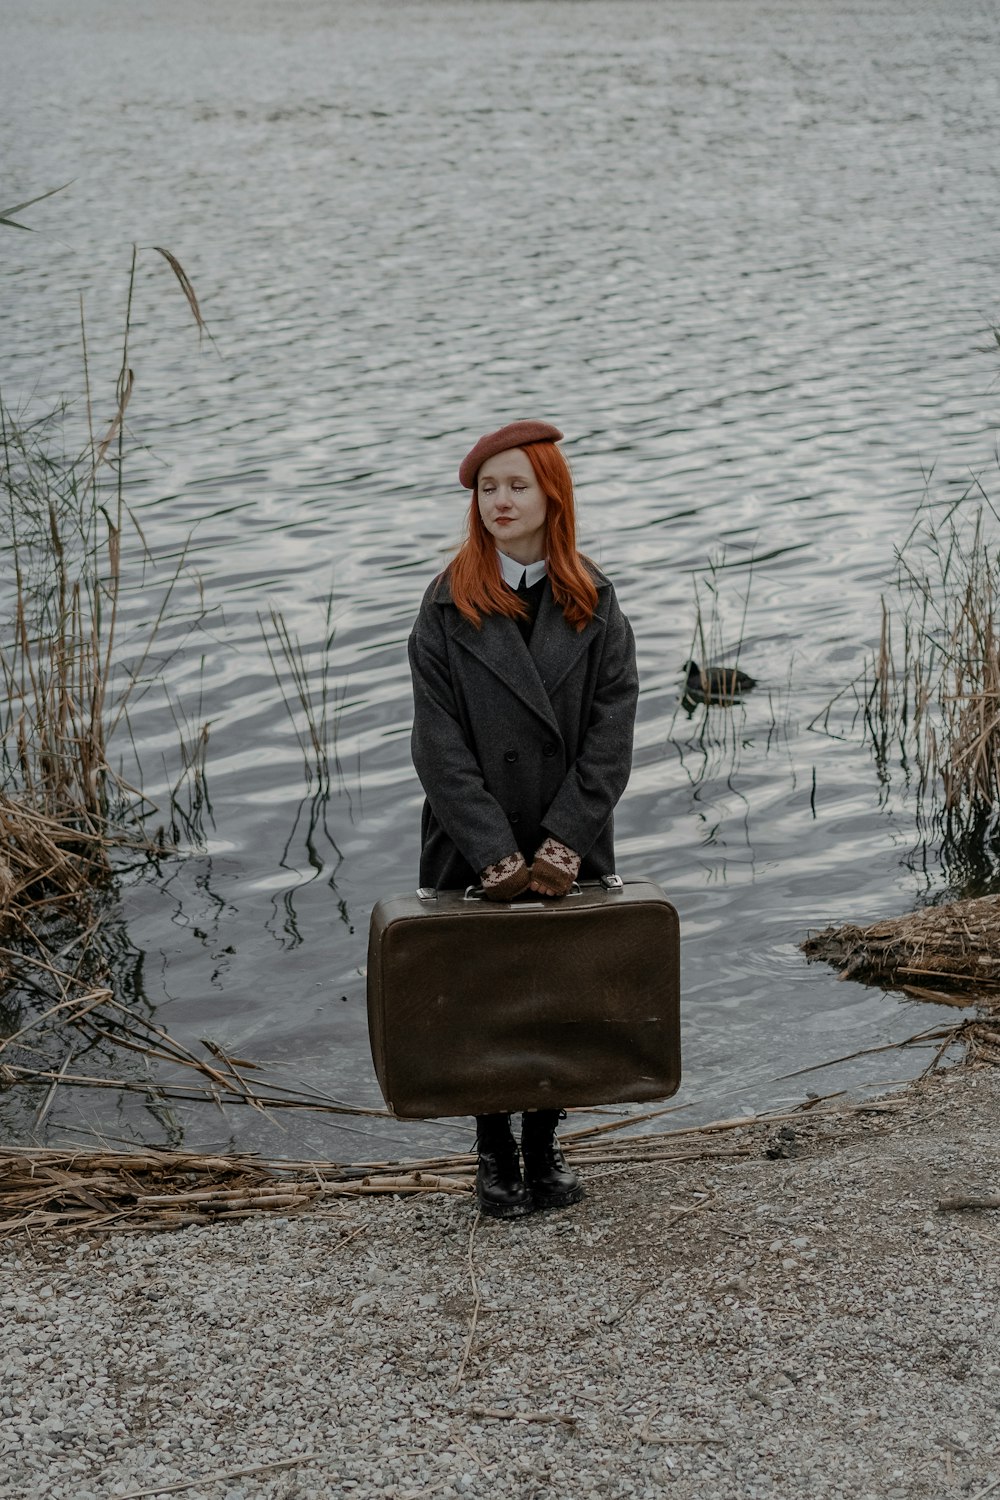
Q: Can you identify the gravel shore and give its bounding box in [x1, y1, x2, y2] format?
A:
[2, 1065, 999, 1500]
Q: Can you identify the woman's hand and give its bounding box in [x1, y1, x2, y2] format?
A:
[480, 852, 530, 901]
[529, 837, 580, 897]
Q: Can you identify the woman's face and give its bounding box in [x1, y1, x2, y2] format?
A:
[476, 447, 548, 563]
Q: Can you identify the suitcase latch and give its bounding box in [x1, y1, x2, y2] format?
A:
[601, 874, 624, 892]
[416, 887, 438, 901]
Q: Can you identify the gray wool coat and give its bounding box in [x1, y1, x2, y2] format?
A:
[408, 563, 639, 890]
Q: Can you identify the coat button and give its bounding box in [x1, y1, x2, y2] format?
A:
[504, 749, 519, 763]
[509, 812, 520, 825]
[542, 741, 558, 757]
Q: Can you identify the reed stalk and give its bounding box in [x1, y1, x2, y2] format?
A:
[1, 216, 212, 1103]
[852, 485, 1000, 885]
[259, 588, 344, 796]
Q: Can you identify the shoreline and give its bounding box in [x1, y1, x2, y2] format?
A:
[2, 1062, 999, 1498]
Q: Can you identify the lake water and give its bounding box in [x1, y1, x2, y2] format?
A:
[3, 0, 999, 1159]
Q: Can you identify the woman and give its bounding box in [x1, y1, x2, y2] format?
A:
[408, 420, 639, 1218]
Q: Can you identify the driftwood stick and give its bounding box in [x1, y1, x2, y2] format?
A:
[637, 1425, 729, 1447]
[898, 984, 975, 1009]
[103, 997, 232, 1083]
[465, 1406, 577, 1427]
[201, 1039, 273, 1116]
[1, 1146, 268, 1173]
[114, 1451, 333, 1498]
[136, 1187, 314, 1209]
[337, 1174, 471, 1196]
[920, 1028, 963, 1079]
[452, 1209, 483, 1392]
[566, 1148, 750, 1166]
[82, 1024, 214, 1076]
[327, 1223, 367, 1253]
[774, 1025, 950, 1081]
[662, 1193, 715, 1229]
[1, 1065, 388, 1117]
[938, 1194, 1000, 1212]
[33, 1045, 76, 1128]
[182, 1192, 310, 1213]
[562, 1099, 691, 1142]
[315, 1180, 469, 1198]
[346, 1151, 475, 1174]
[0, 986, 111, 1054]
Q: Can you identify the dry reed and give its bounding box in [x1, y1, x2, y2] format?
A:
[0, 1132, 749, 1236]
[0, 1088, 946, 1238]
[0, 182, 73, 233]
[814, 485, 1000, 885]
[802, 894, 1000, 1008]
[1, 230, 213, 1117]
[677, 551, 755, 719]
[258, 589, 344, 797]
[2, 244, 207, 834]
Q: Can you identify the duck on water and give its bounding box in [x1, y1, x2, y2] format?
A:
[682, 660, 756, 703]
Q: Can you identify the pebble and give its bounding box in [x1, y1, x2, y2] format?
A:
[1, 1067, 998, 1499]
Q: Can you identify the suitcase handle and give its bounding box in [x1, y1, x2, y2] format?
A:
[420, 876, 623, 901]
[462, 882, 588, 902]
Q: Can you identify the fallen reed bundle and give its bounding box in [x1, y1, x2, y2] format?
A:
[0, 794, 113, 933]
[5, 1084, 940, 1239]
[0, 1147, 471, 1236]
[802, 894, 1000, 1005]
[0, 1123, 765, 1237]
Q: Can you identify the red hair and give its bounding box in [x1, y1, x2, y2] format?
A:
[446, 442, 598, 631]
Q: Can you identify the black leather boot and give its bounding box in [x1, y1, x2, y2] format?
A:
[521, 1109, 584, 1210]
[474, 1113, 533, 1219]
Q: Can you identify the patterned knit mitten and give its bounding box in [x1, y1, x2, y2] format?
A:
[529, 836, 581, 896]
[480, 851, 531, 901]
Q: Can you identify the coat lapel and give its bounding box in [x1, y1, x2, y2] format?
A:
[451, 611, 561, 735]
[440, 570, 610, 735]
[529, 581, 605, 700]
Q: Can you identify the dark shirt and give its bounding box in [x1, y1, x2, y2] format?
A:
[507, 572, 548, 645]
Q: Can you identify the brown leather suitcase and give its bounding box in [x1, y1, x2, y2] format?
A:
[366, 876, 680, 1119]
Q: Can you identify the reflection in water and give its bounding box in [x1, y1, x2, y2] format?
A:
[667, 711, 759, 885]
[268, 787, 350, 950]
[904, 815, 1000, 905]
[0, 885, 158, 1142]
[159, 690, 213, 852]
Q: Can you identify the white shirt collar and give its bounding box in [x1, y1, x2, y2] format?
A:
[496, 550, 548, 589]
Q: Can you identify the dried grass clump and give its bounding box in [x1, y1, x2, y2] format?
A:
[1, 234, 209, 828]
[895, 497, 1000, 822]
[0, 392, 157, 1039]
[0, 792, 112, 909]
[2, 404, 118, 827]
[802, 894, 1000, 1006]
[1, 239, 211, 1082]
[816, 489, 1000, 880]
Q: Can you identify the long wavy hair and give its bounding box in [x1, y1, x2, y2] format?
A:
[446, 442, 598, 631]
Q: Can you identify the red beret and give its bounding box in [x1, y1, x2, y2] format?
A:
[458, 420, 564, 489]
